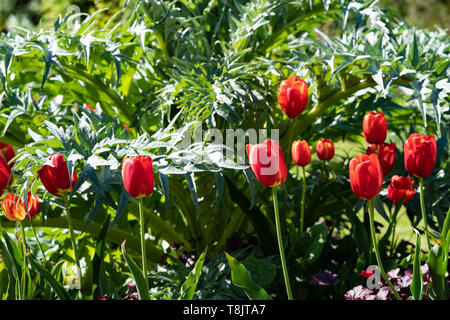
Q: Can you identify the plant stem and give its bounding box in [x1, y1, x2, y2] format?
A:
[272, 187, 293, 300]
[368, 199, 402, 300]
[389, 200, 403, 256]
[419, 178, 431, 251]
[300, 166, 307, 234]
[138, 197, 150, 299]
[63, 193, 83, 296]
[19, 221, 27, 300]
[30, 221, 47, 263]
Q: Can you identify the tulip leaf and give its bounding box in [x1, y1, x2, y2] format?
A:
[1, 231, 22, 273]
[159, 172, 170, 216]
[374, 195, 390, 223]
[0, 236, 19, 281]
[121, 240, 151, 300]
[427, 244, 449, 300]
[184, 172, 200, 219]
[81, 193, 104, 233]
[427, 208, 450, 300]
[28, 256, 73, 300]
[243, 167, 256, 210]
[225, 252, 272, 300]
[111, 188, 130, 227]
[179, 248, 207, 300]
[410, 228, 423, 300]
[92, 215, 111, 297]
[343, 198, 370, 256]
[214, 171, 224, 211]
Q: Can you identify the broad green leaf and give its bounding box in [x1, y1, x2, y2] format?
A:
[243, 168, 256, 210]
[242, 256, 277, 288]
[225, 252, 272, 300]
[0, 237, 19, 281]
[427, 208, 450, 300]
[92, 215, 111, 297]
[184, 172, 200, 219]
[111, 188, 130, 227]
[179, 248, 207, 300]
[28, 256, 73, 300]
[121, 240, 151, 300]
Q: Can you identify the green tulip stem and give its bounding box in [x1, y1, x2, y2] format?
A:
[299, 166, 307, 234]
[138, 197, 150, 298]
[390, 203, 400, 255]
[272, 187, 293, 300]
[419, 178, 431, 251]
[368, 199, 402, 300]
[19, 221, 27, 300]
[63, 193, 83, 297]
[30, 220, 47, 263]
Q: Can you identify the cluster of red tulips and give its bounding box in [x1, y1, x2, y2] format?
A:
[245, 75, 342, 300]
[350, 111, 436, 206]
[348, 112, 436, 300]
[0, 137, 156, 298]
[244, 75, 438, 300]
[0, 73, 439, 300]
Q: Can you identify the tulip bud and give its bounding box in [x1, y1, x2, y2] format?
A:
[291, 140, 311, 167]
[363, 112, 387, 144]
[404, 133, 437, 178]
[122, 155, 155, 198]
[366, 142, 396, 176]
[387, 175, 416, 204]
[278, 76, 308, 119]
[349, 153, 383, 200]
[38, 154, 78, 197]
[316, 139, 334, 161]
[246, 139, 287, 187]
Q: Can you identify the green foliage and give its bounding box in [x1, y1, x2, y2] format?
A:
[225, 252, 272, 300]
[121, 240, 151, 300]
[427, 209, 450, 300]
[0, 0, 448, 300]
[410, 229, 423, 300]
[179, 248, 207, 300]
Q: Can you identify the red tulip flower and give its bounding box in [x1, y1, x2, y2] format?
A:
[0, 142, 15, 168]
[387, 175, 416, 204]
[278, 76, 308, 119]
[363, 112, 387, 144]
[349, 153, 383, 200]
[404, 133, 437, 178]
[247, 139, 292, 298]
[122, 155, 155, 198]
[291, 140, 311, 167]
[246, 139, 287, 187]
[21, 193, 40, 219]
[38, 154, 78, 197]
[1, 192, 39, 221]
[366, 142, 396, 176]
[0, 157, 12, 196]
[316, 139, 335, 161]
[2, 193, 22, 221]
[85, 104, 95, 111]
